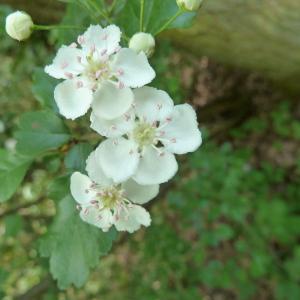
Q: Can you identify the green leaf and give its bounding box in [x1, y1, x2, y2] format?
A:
[15, 111, 70, 156]
[64, 143, 93, 173]
[0, 149, 31, 202]
[117, 0, 196, 37]
[48, 175, 70, 201]
[31, 68, 59, 111]
[39, 196, 116, 289]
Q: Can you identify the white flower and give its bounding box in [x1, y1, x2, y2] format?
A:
[5, 11, 33, 41]
[45, 25, 155, 120]
[176, 0, 203, 11]
[70, 152, 159, 233]
[91, 86, 202, 185]
[129, 32, 155, 57]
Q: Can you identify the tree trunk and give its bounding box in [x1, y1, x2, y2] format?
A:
[167, 0, 300, 92]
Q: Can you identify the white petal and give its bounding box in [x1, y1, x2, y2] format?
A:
[111, 48, 155, 88]
[86, 151, 114, 186]
[81, 25, 121, 56]
[133, 146, 178, 185]
[122, 179, 159, 205]
[92, 81, 134, 120]
[70, 172, 96, 205]
[44, 46, 84, 79]
[54, 79, 93, 120]
[80, 207, 113, 232]
[114, 205, 151, 233]
[95, 138, 139, 183]
[162, 104, 202, 154]
[133, 87, 174, 123]
[90, 110, 134, 138]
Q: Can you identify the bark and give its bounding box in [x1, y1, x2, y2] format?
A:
[167, 0, 300, 92]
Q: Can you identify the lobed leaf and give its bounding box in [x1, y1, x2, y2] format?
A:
[15, 110, 70, 156]
[0, 149, 31, 202]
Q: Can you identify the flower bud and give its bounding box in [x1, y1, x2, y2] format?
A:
[176, 0, 203, 11]
[5, 11, 34, 41]
[129, 32, 155, 57]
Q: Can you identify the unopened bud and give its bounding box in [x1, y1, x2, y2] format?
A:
[176, 0, 203, 11]
[5, 11, 34, 41]
[129, 32, 155, 57]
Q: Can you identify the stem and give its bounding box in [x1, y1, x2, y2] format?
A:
[154, 9, 184, 36]
[140, 0, 145, 32]
[32, 24, 83, 31]
[109, 0, 118, 14]
[87, 0, 112, 23]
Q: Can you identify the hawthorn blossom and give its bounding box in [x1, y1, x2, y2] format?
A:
[90, 86, 202, 185]
[70, 152, 159, 233]
[45, 25, 155, 120]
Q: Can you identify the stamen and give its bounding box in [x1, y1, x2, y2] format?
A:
[157, 103, 162, 110]
[76, 204, 82, 211]
[77, 35, 85, 44]
[117, 68, 124, 76]
[64, 72, 73, 79]
[102, 34, 108, 40]
[151, 144, 164, 156]
[118, 81, 124, 89]
[76, 81, 83, 88]
[113, 140, 118, 146]
[171, 138, 177, 143]
[77, 56, 82, 63]
[83, 207, 89, 215]
[101, 49, 107, 56]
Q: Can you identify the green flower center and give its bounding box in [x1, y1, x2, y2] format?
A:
[85, 56, 110, 81]
[100, 187, 124, 209]
[133, 122, 156, 147]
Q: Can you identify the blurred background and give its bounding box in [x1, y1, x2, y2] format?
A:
[0, 0, 299, 299]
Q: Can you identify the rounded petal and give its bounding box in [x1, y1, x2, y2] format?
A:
[92, 82, 134, 120]
[81, 24, 121, 56]
[86, 151, 114, 186]
[111, 48, 155, 88]
[95, 138, 139, 183]
[44, 46, 84, 79]
[133, 147, 178, 185]
[133, 87, 174, 123]
[90, 110, 135, 138]
[54, 79, 93, 120]
[70, 172, 96, 205]
[114, 205, 151, 233]
[80, 207, 113, 232]
[122, 179, 159, 205]
[162, 104, 202, 154]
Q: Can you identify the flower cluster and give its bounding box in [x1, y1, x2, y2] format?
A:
[46, 24, 202, 233]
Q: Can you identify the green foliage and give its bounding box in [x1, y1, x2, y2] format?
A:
[64, 143, 94, 173]
[15, 111, 70, 156]
[39, 195, 116, 289]
[31, 68, 59, 111]
[0, 149, 31, 202]
[117, 0, 196, 36]
[1, 0, 299, 298]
